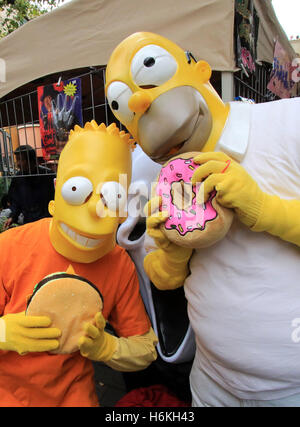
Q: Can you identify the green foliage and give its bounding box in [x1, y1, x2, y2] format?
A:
[0, 215, 7, 232]
[0, 0, 65, 39]
[0, 177, 10, 200]
[0, 215, 18, 233]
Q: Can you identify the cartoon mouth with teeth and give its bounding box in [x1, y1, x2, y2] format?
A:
[59, 222, 106, 249]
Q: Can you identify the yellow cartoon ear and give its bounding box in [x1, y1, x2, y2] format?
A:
[48, 200, 55, 216]
[195, 60, 212, 83]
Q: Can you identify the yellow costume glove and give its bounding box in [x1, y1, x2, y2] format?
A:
[143, 197, 193, 290]
[78, 312, 118, 362]
[251, 195, 300, 247]
[78, 313, 157, 371]
[192, 152, 264, 228]
[105, 328, 158, 372]
[192, 152, 300, 247]
[0, 312, 61, 355]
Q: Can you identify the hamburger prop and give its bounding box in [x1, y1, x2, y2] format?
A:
[154, 152, 234, 249]
[26, 266, 103, 354]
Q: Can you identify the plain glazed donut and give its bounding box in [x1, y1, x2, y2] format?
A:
[154, 152, 234, 249]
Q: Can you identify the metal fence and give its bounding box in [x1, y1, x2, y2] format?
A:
[0, 66, 116, 181]
[0, 63, 280, 185]
[234, 62, 279, 103]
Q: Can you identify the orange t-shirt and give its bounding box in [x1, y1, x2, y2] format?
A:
[0, 218, 150, 407]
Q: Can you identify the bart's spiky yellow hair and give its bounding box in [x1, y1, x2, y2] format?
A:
[69, 120, 136, 151]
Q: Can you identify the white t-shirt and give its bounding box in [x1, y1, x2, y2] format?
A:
[185, 98, 300, 401]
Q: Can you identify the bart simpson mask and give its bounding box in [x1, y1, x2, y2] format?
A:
[49, 121, 134, 263]
[105, 32, 230, 164]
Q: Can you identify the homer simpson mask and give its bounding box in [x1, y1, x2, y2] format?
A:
[48, 121, 134, 263]
[105, 32, 230, 164]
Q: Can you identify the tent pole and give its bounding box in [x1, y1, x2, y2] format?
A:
[221, 71, 235, 102]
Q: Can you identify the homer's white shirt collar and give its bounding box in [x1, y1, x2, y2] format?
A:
[214, 101, 251, 162]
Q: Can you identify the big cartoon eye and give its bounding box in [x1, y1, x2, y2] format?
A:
[106, 82, 134, 124]
[100, 181, 127, 213]
[131, 45, 177, 87]
[61, 177, 93, 205]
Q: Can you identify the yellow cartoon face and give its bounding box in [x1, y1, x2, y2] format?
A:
[106, 32, 229, 164]
[49, 121, 133, 263]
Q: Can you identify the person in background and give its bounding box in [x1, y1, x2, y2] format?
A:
[4, 145, 55, 229]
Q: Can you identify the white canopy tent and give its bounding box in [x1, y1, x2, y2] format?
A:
[0, 0, 296, 99]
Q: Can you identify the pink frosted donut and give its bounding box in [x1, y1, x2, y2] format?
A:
[155, 152, 234, 248]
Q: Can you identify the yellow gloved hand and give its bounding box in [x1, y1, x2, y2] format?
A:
[251, 194, 300, 247]
[192, 152, 300, 247]
[143, 197, 193, 290]
[78, 312, 118, 362]
[105, 328, 158, 372]
[192, 151, 264, 228]
[0, 312, 61, 355]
